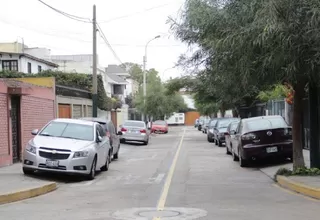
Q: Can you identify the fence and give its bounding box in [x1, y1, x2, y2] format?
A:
[266, 99, 285, 117]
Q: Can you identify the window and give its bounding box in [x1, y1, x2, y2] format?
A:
[2, 60, 18, 71]
[97, 124, 106, 137]
[38, 65, 42, 73]
[123, 121, 145, 128]
[39, 122, 94, 141]
[28, 62, 32, 73]
[153, 120, 166, 125]
[246, 117, 288, 132]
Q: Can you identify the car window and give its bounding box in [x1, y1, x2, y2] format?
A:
[153, 120, 166, 125]
[39, 122, 94, 141]
[210, 120, 217, 126]
[97, 124, 106, 137]
[217, 119, 239, 128]
[123, 121, 145, 127]
[245, 118, 288, 132]
[230, 122, 239, 131]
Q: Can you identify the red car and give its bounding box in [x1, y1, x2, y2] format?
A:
[151, 120, 168, 133]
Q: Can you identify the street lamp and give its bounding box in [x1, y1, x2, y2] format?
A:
[142, 35, 160, 122]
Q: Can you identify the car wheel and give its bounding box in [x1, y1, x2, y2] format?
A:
[143, 139, 149, 145]
[238, 149, 248, 167]
[207, 136, 213, 143]
[23, 167, 34, 175]
[113, 144, 120, 159]
[232, 147, 239, 161]
[87, 157, 97, 180]
[218, 140, 223, 147]
[226, 146, 231, 155]
[101, 153, 110, 172]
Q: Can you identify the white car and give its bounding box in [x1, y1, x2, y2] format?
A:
[22, 118, 111, 180]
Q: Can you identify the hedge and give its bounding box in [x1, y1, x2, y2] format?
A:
[0, 70, 115, 111]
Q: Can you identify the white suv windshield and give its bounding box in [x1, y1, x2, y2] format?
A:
[39, 122, 94, 141]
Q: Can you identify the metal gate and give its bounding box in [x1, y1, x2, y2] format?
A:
[72, 105, 82, 118]
[11, 96, 21, 163]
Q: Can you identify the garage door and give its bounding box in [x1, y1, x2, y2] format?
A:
[73, 105, 82, 118]
[58, 104, 71, 118]
[87, 106, 92, 117]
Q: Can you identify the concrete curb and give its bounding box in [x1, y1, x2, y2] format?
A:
[276, 175, 320, 199]
[0, 182, 57, 205]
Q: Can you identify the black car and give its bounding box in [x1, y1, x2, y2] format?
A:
[213, 117, 240, 146]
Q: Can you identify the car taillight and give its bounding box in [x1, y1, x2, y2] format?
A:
[140, 129, 146, 133]
[241, 133, 257, 140]
[225, 132, 229, 135]
[121, 127, 127, 132]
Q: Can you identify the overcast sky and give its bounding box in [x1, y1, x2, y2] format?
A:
[0, 0, 189, 80]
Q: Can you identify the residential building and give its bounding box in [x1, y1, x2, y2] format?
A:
[0, 79, 56, 167]
[106, 64, 138, 96]
[0, 42, 58, 73]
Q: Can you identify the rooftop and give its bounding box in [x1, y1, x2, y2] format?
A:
[0, 51, 58, 67]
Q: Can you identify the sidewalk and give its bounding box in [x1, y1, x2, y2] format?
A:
[260, 150, 320, 199]
[0, 163, 57, 205]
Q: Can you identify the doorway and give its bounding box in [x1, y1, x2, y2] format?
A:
[11, 96, 21, 163]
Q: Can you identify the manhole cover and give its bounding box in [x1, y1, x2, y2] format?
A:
[138, 210, 180, 218]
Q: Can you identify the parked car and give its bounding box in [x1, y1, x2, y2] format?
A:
[207, 118, 218, 142]
[202, 119, 211, 134]
[120, 120, 150, 145]
[80, 117, 121, 160]
[22, 118, 111, 180]
[213, 118, 240, 146]
[230, 115, 293, 167]
[151, 120, 168, 133]
[225, 120, 240, 155]
[194, 119, 199, 128]
[198, 119, 204, 131]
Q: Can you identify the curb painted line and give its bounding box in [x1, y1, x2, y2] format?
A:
[277, 175, 320, 200]
[0, 182, 57, 205]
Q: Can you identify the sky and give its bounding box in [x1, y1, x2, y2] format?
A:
[0, 0, 190, 81]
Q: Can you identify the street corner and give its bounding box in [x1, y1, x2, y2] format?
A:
[276, 175, 320, 200]
[0, 182, 57, 205]
[110, 207, 208, 220]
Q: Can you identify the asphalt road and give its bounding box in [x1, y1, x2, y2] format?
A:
[0, 126, 319, 220]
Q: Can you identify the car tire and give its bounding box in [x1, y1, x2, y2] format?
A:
[23, 167, 34, 175]
[226, 146, 231, 155]
[143, 140, 149, 145]
[101, 153, 110, 172]
[113, 144, 120, 159]
[232, 147, 239, 161]
[207, 136, 213, 143]
[238, 149, 248, 167]
[87, 157, 97, 180]
[218, 140, 223, 147]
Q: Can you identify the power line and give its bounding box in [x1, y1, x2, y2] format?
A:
[97, 23, 123, 64]
[99, 3, 171, 24]
[38, 0, 92, 23]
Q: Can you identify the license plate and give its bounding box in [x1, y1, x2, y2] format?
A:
[46, 159, 59, 167]
[266, 146, 278, 153]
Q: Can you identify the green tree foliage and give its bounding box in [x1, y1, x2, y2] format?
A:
[168, 0, 320, 169]
[124, 65, 188, 119]
[0, 70, 116, 111]
[257, 84, 289, 102]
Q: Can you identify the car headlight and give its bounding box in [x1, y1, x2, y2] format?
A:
[25, 143, 36, 154]
[73, 151, 89, 158]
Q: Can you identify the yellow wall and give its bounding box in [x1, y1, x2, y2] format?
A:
[13, 77, 55, 88]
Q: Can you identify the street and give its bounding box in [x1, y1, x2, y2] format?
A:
[0, 126, 319, 220]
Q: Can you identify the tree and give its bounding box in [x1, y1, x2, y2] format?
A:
[168, 0, 320, 169]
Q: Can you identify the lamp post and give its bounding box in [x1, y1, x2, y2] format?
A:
[142, 35, 160, 122]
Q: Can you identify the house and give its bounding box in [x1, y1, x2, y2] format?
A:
[0, 79, 56, 167]
[106, 64, 139, 96]
[0, 42, 58, 73]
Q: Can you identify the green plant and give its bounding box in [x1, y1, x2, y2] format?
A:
[0, 70, 113, 111]
[274, 167, 320, 181]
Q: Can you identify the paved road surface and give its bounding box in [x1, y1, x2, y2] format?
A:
[0, 126, 318, 220]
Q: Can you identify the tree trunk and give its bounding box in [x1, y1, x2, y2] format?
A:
[232, 108, 239, 118]
[292, 83, 306, 170]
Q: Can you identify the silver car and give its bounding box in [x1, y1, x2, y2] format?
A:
[22, 118, 111, 180]
[120, 120, 149, 145]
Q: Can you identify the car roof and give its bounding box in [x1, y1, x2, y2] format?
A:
[80, 117, 110, 124]
[241, 115, 283, 123]
[53, 118, 96, 126]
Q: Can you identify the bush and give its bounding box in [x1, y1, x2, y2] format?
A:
[274, 167, 320, 181]
[0, 70, 113, 111]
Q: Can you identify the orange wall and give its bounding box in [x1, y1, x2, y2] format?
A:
[185, 111, 200, 125]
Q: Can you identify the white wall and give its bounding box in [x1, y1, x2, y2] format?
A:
[0, 54, 55, 73]
[24, 48, 51, 60]
[125, 78, 138, 96]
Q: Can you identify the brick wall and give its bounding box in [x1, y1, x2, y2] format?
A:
[20, 96, 55, 153]
[0, 93, 10, 166]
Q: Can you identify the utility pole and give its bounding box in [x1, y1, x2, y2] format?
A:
[92, 4, 98, 117]
[142, 55, 147, 122]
